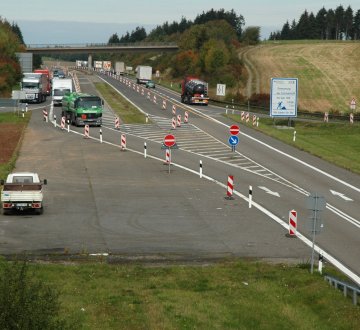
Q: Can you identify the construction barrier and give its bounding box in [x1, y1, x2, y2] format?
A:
[177, 114, 181, 127]
[171, 117, 176, 130]
[324, 112, 329, 122]
[246, 112, 249, 123]
[115, 117, 120, 129]
[165, 148, 171, 164]
[241, 111, 245, 121]
[153, 95, 157, 104]
[184, 111, 189, 123]
[121, 134, 126, 150]
[253, 115, 257, 126]
[84, 125, 89, 138]
[162, 99, 166, 110]
[350, 113, 354, 124]
[43, 109, 48, 122]
[61, 116, 66, 129]
[172, 105, 176, 115]
[288, 210, 297, 236]
[225, 175, 234, 200]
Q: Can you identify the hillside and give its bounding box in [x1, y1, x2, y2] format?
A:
[239, 41, 360, 114]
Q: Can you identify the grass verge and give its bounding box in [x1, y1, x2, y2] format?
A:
[227, 115, 360, 174]
[94, 82, 147, 124]
[6, 259, 358, 329]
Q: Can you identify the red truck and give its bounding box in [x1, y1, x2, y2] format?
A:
[180, 76, 209, 105]
[34, 68, 51, 95]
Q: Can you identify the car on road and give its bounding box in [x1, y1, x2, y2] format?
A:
[146, 80, 155, 88]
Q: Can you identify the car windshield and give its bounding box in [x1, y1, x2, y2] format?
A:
[12, 176, 33, 184]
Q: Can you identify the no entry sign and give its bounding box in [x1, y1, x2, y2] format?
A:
[164, 134, 176, 147]
[229, 125, 240, 135]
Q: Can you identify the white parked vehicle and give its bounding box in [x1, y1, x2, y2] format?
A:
[52, 78, 73, 106]
[1, 172, 47, 215]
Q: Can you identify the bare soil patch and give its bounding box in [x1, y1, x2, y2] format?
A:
[0, 123, 24, 163]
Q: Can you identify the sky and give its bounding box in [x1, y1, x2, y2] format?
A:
[1, 0, 359, 44]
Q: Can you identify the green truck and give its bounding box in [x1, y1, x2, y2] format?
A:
[61, 92, 103, 126]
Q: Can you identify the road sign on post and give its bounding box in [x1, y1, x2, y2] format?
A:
[164, 134, 176, 148]
[228, 135, 239, 146]
[229, 125, 240, 135]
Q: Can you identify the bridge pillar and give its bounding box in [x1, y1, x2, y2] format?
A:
[88, 54, 93, 69]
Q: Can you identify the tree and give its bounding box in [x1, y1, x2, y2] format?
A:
[354, 9, 360, 40]
[108, 33, 120, 44]
[280, 21, 291, 39]
[343, 6, 354, 39]
[315, 7, 328, 39]
[334, 5, 345, 39]
[241, 26, 260, 44]
[11, 22, 24, 44]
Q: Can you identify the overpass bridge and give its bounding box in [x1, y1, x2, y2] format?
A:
[26, 42, 179, 68]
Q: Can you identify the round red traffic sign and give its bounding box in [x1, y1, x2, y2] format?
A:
[229, 125, 240, 135]
[164, 134, 176, 147]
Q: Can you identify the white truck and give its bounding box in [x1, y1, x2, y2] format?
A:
[52, 78, 73, 106]
[115, 61, 125, 75]
[1, 172, 47, 215]
[21, 72, 48, 103]
[136, 65, 152, 84]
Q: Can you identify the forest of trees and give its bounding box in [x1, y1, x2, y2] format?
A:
[270, 5, 360, 40]
[0, 18, 24, 97]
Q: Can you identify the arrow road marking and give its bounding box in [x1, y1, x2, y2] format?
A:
[258, 186, 280, 197]
[330, 190, 353, 201]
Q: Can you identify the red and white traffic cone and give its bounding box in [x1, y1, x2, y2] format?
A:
[225, 175, 234, 200]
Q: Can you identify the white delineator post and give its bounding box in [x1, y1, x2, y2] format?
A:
[121, 134, 126, 151]
[99, 129, 103, 143]
[293, 131, 297, 142]
[249, 185, 253, 208]
[144, 142, 147, 158]
[288, 210, 297, 237]
[53, 114, 57, 127]
[199, 160, 203, 178]
[318, 254, 324, 274]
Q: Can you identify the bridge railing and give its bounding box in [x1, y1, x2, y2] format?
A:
[26, 42, 178, 49]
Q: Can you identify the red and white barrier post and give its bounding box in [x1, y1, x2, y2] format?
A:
[43, 109, 48, 122]
[162, 99, 166, 110]
[177, 114, 181, 127]
[115, 117, 120, 129]
[350, 113, 354, 124]
[241, 111, 245, 121]
[288, 210, 297, 237]
[324, 112, 329, 123]
[121, 134, 126, 151]
[252, 115, 257, 126]
[225, 175, 234, 200]
[84, 124, 90, 138]
[153, 95, 157, 104]
[164, 148, 171, 165]
[172, 105, 176, 115]
[184, 111, 189, 123]
[61, 116, 66, 129]
[246, 112, 249, 123]
[171, 117, 176, 130]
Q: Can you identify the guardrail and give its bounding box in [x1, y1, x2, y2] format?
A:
[0, 99, 18, 107]
[26, 42, 178, 48]
[325, 275, 360, 305]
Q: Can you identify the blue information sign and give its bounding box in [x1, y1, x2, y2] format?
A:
[228, 135, 239, 146]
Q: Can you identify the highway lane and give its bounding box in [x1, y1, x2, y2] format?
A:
[84, 71, 360, 281]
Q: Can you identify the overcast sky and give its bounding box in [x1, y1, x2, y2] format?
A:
[1, 1, 359, 44]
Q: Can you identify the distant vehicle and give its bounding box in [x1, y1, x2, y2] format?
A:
[115, 61, 125, 75]
[1, 172, 47, 215]
[146, 80, 155, 88]
[20, 72, 48, 103]
[62, 92, 103, 126]
[180, 76, 209, 105]
[57, 71, 65, 78]
[136, 65, 152, 84]
[34, 69, 51, 95]
[52, 78, 73, 106]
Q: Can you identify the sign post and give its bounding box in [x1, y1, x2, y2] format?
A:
[164, 134, 176, 174]
[270, 78, 298, 118]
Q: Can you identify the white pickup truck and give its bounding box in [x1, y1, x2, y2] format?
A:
[1, 172, 47, 215]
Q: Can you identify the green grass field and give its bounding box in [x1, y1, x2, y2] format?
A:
[6, 260, 355, 329]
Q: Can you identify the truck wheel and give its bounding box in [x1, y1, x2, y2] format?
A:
[2, 209, 11, 215]
[35, 208, 43, 215]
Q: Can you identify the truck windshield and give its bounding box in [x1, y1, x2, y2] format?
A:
[77, 99, 101, 108]
[54, 89, 70, 96]
[12, 176, 33, 184]
[22, 82, 39, 89]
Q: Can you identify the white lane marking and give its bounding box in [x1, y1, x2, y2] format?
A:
[330, 190, 354, 202]
[258, 186, 280, 197]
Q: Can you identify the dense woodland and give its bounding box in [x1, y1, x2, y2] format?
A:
[270, 5, 360, 40]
